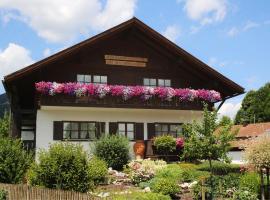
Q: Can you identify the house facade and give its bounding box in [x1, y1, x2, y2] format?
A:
[3, 18, 244, 157]
[229, 122, 270, 164]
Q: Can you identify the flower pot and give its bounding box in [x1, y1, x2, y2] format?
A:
[133, 140, 145, 159]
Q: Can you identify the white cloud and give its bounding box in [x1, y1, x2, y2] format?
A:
[218, 102, 241, 120]
[182, 0, 227, 25]
[0, 43, 34, 80]
[0, 0, 137, 43]
[227, 27, 239, 37]
[43, 48, 51, 57]
[227, 20, 261, 37]
[243, 21, 260, 31]
[162, 25, 181, 42]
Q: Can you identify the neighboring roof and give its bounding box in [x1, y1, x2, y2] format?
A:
[3, 17, 244, 98]
[233, 122, 270, 138]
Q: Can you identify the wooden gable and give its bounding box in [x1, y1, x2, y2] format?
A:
[3, 17, 244, 110]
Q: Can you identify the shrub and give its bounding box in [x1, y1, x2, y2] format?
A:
[197, 161, 240, 175]
[127, 159, 167, 185]
[150, 178, 180, 196]
[155, 164, 182, 181]
[232, 188, 258, 200]
[94, 135, 129, 170]
[113, 192, 171, 200]
[0, 138, 32, 183]
[191, 181, 211, 200]
[153, 135, 175, 155]
[0, 189, 7, 200]
[27, 142, 91, 192]
[88, 156, 108, 185]
[178, 163, 211, 182]
[207, 173, 240, 198]
[239, 172, 260, 194]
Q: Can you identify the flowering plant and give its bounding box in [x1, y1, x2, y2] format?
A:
[176, 137, 184, 149]
[35, 81, 221, 102]
[127, 159, 167, 184]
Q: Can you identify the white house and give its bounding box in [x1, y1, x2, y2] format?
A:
[3, 17, 244, 158]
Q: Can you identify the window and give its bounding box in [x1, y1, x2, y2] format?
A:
[143, 78, 171, 87]
[93, 75, 107, 84]
[118, 122, 135, 140]
[158, 79, 171, 87]
[155, 123, 182, 137]
[143, 78, 157, 87]
[77, 74, 91, 83]
[63, 122, 96, 140]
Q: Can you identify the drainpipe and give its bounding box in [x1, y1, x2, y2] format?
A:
[217, 99, 226, 111]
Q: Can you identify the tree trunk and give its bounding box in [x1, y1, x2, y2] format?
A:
[209, 158, 213, 200]
[267, 168, 269, 199]
[261, 168, 265, 200]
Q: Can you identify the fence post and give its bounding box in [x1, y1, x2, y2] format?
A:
[261, 168, 265, 200]
[201, 178, 206, 200]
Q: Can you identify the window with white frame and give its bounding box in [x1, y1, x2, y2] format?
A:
[143, 78, 157, 87]
[63, 122, 96, 140]
[158, 79, 171, 87]
[154, 123, 182, 138]
[77, 74, 91, 83]
[143, 78, 171, 87]
[93, 75, 107, 84]
[118, 122, 135, 140]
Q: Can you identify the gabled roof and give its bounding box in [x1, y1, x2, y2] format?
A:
[230, 122, 270, 149]
[233, 122, 270, 138]
[3, 17, 244, 97]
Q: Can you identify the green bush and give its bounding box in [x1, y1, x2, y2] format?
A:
[0, 138, 32, 183]
[94, 135, 129, 170]
[27, 142, 91, 192]
[233, 188, 258, 200]
[150, 178, 180, 196]
[180, 168, 210, 182]
[191, 181, 211, 200]
[153, 135, 176, 155]
[88, 156, 107, 184]
[239, 172, 260, 194]
[0, 189, 7, 200]
[155, 164, 182, 181]
[113, 192, 171, 200]
[197, 161, 240, 175]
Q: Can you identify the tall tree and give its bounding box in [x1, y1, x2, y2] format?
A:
[235, 82, 270, 124]
[218, 115, 233, 127]
[182, 105, 236, 199]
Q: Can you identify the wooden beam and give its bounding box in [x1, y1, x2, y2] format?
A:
[105, 59, 146, 67]
[105, 55, 148, 62]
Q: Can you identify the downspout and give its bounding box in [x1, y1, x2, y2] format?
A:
[217, 99, 226, 111]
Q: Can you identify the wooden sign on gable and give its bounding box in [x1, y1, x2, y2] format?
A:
[104, 55, 148, 67]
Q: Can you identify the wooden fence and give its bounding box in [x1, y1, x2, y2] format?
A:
[0, 183, 96, 200]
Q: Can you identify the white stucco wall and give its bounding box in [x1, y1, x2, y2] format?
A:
[228, 151, 245, 164]
[36, 106, 203, 157]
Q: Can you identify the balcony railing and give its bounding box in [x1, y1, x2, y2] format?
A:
[38, 95, 208, 110]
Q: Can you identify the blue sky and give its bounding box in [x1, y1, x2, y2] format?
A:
[0, 0, 269, 118]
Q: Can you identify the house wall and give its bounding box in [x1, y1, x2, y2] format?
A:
[36, 106, 203, 157]
[228, 151, 245, 164]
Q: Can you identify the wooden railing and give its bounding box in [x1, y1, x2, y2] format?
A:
[38, 95, 207, 110]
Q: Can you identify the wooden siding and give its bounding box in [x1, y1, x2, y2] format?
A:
[39, 95, 208, 110]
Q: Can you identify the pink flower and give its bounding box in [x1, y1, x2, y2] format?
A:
[86, 83, 96, 95]
[35, 81, 52, 94]
[35, 81, 222, 103]
[176, 137, 184, 149]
